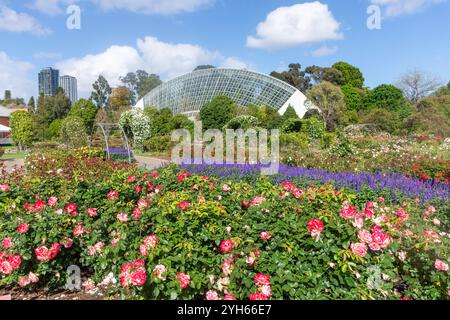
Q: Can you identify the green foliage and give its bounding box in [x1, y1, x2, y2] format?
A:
[121, 70, 162, 104]
[247, 105, 283, 130]
[69, 99, 98, 135]
[144, 135, 173, 153]
[60, 116, 89, 149]
[341, 84, 364, 111]
[305, 65, 345, 86]
[45, 119, 63, 140]
[300, 117, 326, 140]
[9, 111, 33, 150]
[332, 62, 365, 88]
[363, 84, 413, 118]
[90, 75, 112, 108]
[200, 96, 237, 130]
[225, 115, 259, 130]
[307, 82, 346, 131]
[403, 108, 450, 137]
[281, 106, 299, 123]
[360, 108, 401, 133]
[0, 157, 448, 300]
[270, 63, 312, 92]
[282, 118, 303, 133]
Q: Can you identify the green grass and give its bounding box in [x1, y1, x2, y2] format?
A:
[0, 148, 26, 160]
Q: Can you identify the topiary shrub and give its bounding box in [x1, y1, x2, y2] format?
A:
[60, 116, 89, 149]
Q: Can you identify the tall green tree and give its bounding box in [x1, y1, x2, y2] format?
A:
[200, 96, 237, 130]
[270, 63, 312, 92]
[10, 111, 33, 150]
[90, 75, 112, 108]
[305, 66, 345, 86]
[121, 70, 162, 104]
[363, 84, 413, 118]
[332, 62, 365, 88]
[69, 99, 98, 135]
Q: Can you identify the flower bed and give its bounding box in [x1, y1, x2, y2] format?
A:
[0, 155, 449, 300]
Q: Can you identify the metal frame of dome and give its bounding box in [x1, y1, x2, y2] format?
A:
[135, 68, 314, 118]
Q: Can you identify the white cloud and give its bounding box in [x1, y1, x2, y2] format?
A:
[29, 0, 77, 15]
[247, 2, 343, 49]
[370, 0, 446, 17]
[0, 5, 51, 36]
[311, 45, 338, 57]
[56, 36, 247, 98]
[0, 52, 35, 100]
[220, 57, 249, 70]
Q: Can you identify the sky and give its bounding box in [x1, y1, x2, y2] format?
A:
[0, 0, 449, 101]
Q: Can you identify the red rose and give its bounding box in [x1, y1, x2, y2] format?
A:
[130, 268, 147, 286]
[127, 175, 136, 183]
[0, 184, 10, 192]
[178, 201, 190, 211]
[254, 273, 271, 286]
[249, 292, 267, 300]
[8, 255, 21, 269]
[18, 223, 29, 234]
[220, 240, 234, 253]
[176, 272, 191, 289]
[65, 203, 78, 215]
[152, 170, 159, 178]
[281, 181, 294, 192]
[307, 219, 324, 238]
[33, 200, 46, 211]
[107, 190, 119, 200]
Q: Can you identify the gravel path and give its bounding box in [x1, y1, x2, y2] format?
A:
[1, 159, 25, 173]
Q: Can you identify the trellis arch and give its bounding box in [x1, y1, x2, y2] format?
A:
[96, 123, 133, 163]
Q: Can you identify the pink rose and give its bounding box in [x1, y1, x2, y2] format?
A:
[117, 213, 129, 222]
[47, 197, 58, 206]
[260, 231, 273, 240]
[18, 223, 29, 234]
[176, 272, 191, 289]
[87, 208, 98, 217]
[351, 243, 368, 257]
[206, 290, 220, 300]
[435, 259, 449, 271]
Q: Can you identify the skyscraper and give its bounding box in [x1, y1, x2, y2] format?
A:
[38, 67, 59, 96]
[59, 75, 78, 103]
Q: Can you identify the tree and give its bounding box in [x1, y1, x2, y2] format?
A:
[360, 108, 401, 133]
[305, 66, 345, 86]
[90, 75, 112, 108]
[363, 84, 412, 118]
[194, 65, 216, 71]
[397, 69, 442, 104]
[121, 70, 162, 104]
[69, 99, 98, 135]
[200, 96, 237, 130]
[270, 63, 311, 92]
[138, 75, 162, 99]
[247, 105, 283, 129]
[27, 96, 35, 113]
[34, 89, 71, 128]
[45, 119, 63, 140]
[306, 81, 346, 131]
[4, 90, 11, 101]
[332, 62, 365, 88]
[10, 111, 33, 150]
[60, 116, 89, 149]
[281, 106, 299, 124]
[341, 84, 364, 111]
[109, 86, 131, 112]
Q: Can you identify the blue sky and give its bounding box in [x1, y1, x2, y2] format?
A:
[0, 0, 449, 100]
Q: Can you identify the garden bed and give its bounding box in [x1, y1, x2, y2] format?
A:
[0, 152, 449, 300]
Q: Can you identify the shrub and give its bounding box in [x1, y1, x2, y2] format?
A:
[200, 96, 236, 130]
[119, 109, 152, 151]
[301, 117, 326, 140]
[9, 111, 33, 150]
[69, 99, 98, 135]
[45, 119, 63, 140]
[363, 84, 413, 118]
[225, 115, 259, 130]
[360, 108, 401, 134]
[60, 116, 89, 149]
[144, 136, 173, 153]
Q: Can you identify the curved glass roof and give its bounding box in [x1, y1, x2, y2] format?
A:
[141, 68, 306, 116]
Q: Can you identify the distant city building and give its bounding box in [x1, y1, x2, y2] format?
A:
[59, 75, 78, 103]
[38, 67, 59, 96]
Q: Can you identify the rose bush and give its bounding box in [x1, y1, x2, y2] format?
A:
[0, 152, 449, 300]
